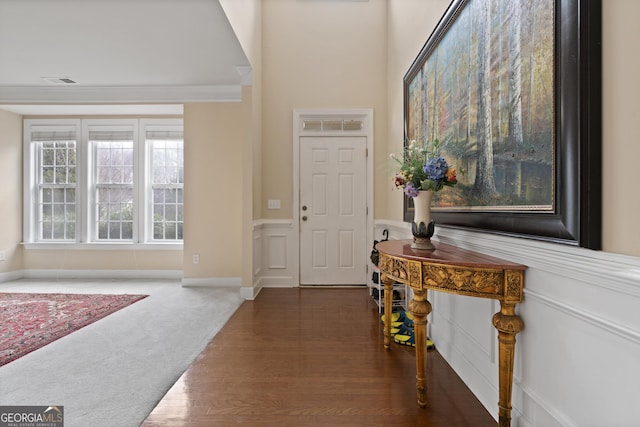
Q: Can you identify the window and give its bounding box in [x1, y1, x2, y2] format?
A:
[88, 124, 136, 241]
[24, 118, 183, 247]
[148, 129, 184, 241]
[30, 125, 78, 241]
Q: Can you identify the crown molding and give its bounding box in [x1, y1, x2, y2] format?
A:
[0, 104, 184, 115]
[0, 85, 242, 103]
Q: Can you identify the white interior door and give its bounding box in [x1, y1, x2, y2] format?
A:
[299, 136, 367, 285]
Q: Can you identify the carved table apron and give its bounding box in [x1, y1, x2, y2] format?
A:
[376, 240, 527, 427]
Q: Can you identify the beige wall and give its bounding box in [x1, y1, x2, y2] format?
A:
[221, 0, 264, 221]
[220, 0, 263, 286]
[261, 0, 388, 219]
[0, 109, 24, 273]
[385, 0, 452, 221]
[1, 104, 244, 277]
[602, 0, 640, 256]
[248, 0, 640, 258]
[183, 102, 243, 279]
[386, 0, 640, 258]
[3, 0, 639, 278]
[22, 249, 181, 272]
[241, 85, 257, 287]
[219, 0, 261, 72]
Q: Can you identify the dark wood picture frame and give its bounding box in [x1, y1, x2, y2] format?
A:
[403, 0, 601, 249]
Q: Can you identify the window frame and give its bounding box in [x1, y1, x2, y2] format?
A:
[83, 119, 138, 243]
[23, 118, 183, 250]
[142, 119, 184, 243]
[23, 119, 82, 244]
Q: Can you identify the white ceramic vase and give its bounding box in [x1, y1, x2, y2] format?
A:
[411, 190, 436, 250]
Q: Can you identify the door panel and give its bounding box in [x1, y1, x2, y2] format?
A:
[300, 136, 367, 285]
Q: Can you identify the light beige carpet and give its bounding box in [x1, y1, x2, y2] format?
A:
[0, 279, 243, 427]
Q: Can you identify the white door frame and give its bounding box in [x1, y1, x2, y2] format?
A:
[292, 108, 374, 286]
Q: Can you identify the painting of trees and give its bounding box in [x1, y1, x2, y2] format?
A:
[405, 0, 555, 210]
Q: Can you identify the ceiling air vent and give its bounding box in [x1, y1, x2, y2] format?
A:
[41, 77, 78, 85]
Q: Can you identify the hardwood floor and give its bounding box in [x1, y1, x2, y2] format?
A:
[142, 288, 496, 426]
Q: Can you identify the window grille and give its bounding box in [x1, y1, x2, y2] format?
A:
[302, 118, 364, 132]
[90, 129, 135, 241]
[35, 136, 77, 240]
[148, 131, 184, 241]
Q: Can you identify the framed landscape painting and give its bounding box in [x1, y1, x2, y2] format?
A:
[403, 0, 601, 249]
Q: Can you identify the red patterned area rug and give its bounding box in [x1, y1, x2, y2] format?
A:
[0, 293, 148, 367]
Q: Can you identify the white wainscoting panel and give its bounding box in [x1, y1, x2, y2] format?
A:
[251, 220, 298, 292]
[267, 234, 288, 269]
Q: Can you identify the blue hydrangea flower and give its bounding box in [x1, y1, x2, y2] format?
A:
[423, 156, 449, 181]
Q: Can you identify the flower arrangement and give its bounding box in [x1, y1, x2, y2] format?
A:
[391, 139, 458, 198]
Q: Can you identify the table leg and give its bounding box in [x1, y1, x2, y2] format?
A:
[382, 276, 394, 349]
[492, 302, 524, 427]
[408, 288, 432, 408]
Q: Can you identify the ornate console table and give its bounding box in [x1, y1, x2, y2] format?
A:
[376, 240, 527, 427]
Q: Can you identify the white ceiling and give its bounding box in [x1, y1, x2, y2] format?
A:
[0, 0, 250, 112]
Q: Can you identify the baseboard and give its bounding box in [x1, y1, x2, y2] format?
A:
[0, 270, 25, 283]
[181, 277, 241, 288]
[239, 284, 262, 300]
[22, 269, 183, 280]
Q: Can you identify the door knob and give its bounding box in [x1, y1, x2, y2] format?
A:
[302, 205, 307, 211]
[302, 216, 308, 221]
